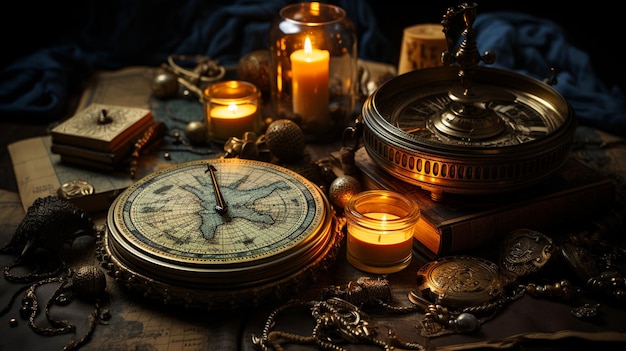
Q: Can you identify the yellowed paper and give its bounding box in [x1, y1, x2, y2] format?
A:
[7, 137, 61, 211]
[8, 136, 135, 213]
[0, 190, 25, 244]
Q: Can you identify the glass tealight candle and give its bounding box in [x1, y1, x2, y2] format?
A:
[204, 80, 261, 143]
[268, 2, 358, 142]
[345, 190, 420, 274]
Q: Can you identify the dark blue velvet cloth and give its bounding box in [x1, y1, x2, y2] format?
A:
[1, 2, 624, 137]
[0, 0, 390, 122]
[473, 12, 626, 136]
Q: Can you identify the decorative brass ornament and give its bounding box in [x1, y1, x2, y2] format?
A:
[498, 228, 554, 284]
[416, 255, 503, 308]
[359, 3, 576, 200]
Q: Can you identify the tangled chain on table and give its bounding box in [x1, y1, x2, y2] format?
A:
[0, 197, 110, 351]
[251, 277, 424, 351]
[1, 264, 110, 351]
[251, 298, 424, 351]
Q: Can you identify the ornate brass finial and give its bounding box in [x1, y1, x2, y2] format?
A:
[441, 2, 496, 92]
[434, 2, 507, 141]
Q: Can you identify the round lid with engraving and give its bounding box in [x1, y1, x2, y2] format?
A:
[416, 255, 503, 308]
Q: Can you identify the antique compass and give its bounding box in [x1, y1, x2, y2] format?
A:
[97, 158, 341, 310]
[360, 3, 576, 200]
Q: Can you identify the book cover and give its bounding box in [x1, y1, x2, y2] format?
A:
[353, 147, 616, 257]
[58, 154, 124, 172]
[50, 103, 153, 152]
[51, 142, 125, 165]
[51, 119, 166, 167]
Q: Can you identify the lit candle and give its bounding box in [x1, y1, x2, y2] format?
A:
[204, 81, 260, 142]
[345, 191, 420, 274]
[290, 36, 330, 129]
[209, 103, 258, 142]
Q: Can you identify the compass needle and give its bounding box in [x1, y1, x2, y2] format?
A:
[206, 163, 228, 215]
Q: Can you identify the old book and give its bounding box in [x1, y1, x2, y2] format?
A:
[58, 154, 123, 172]
[50, 103, 153, 152]
[51, 142, 126, 165]
[353, 147, 616, 258]
[51, 119, 166, 167]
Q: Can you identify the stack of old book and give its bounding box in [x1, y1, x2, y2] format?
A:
[50, 103, 155, 171]
[351, 147, 616, 259]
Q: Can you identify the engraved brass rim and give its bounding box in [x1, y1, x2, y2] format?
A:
[361, 66, 576, 200]
[96, 158, 343, 310]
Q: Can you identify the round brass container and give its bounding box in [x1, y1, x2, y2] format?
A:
[360, 65, 576, 200]
[360, 3, 576, 201]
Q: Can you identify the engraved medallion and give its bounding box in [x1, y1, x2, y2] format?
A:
[416, 255, 503, 307]
[499, 228, 554, 283]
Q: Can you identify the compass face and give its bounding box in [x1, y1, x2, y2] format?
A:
[369, 67, 571, 149]
[390, 85, 563, 148]
[105, 158, 335, 290]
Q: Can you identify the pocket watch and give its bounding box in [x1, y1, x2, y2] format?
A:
[415, 228, 555, 308]
[97, 158, 341, 310]
[416, 255, 503, 308]
[359, 3, 576, 201]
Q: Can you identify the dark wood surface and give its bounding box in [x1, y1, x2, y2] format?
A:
[2, 119, 626, 350]
[2, 217, 625, 351]
[2, 89, 626, 351]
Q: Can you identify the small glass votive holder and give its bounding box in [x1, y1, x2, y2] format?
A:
[345, 190, 420, 274]
[268, 2, 358, 142]
[203, 80, 261, 143]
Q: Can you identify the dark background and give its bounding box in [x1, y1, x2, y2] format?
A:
[1, 1, 620, 89]
[1, 1, 622, 193]
[369, 0, 622, 92]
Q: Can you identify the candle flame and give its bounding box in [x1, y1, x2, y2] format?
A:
[227, 103, 238, 114]
[304, 37, 313, 55]
[310, 2, 320, 16]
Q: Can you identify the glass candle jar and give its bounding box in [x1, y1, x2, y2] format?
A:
[345, 190, 421, 274]
[269, 2, 358, 142]
[203, 80, 261, 143]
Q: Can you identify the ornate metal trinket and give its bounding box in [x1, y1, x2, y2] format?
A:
[416, 255, 503, 308]
[499, 228, 555, 284]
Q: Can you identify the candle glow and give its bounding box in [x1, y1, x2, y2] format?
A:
[290, 36, 330, 130]
[209, 103, 257, 141]
[347, 212, 412, 267]
[345, 191, 420, 274]
[204, 81, 260, 142]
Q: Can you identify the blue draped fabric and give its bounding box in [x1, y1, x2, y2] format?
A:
[473, 12, 626, 136]
[0, 0, 390, 122]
